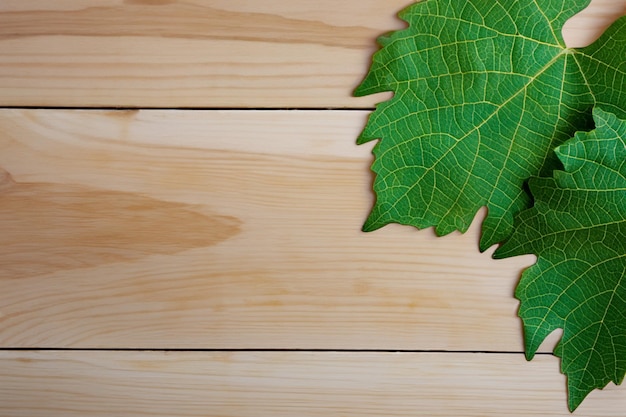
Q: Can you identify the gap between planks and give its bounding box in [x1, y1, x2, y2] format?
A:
[0, 347, 553, 355]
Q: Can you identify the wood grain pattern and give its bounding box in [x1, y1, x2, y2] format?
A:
[1, 351, 625, 417]
[0, 0, 623, 108]
[0, 109, 543, 351]
[0, 167, 242, 279]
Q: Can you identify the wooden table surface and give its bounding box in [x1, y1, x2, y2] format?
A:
[1, 1, 625, 415]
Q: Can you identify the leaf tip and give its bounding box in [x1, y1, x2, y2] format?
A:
[491, 246, 506, 259]
[353, 82, 369, 98]
[361, 218, 383, 233]
[567, 386, 587, 413]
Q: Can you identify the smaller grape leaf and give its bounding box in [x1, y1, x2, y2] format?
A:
[494, 107, 626, 411]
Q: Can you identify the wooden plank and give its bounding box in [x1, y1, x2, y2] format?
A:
[0, 109, 542, 350]
[1, 350, 625, 416]
[0, 0, 624, 108]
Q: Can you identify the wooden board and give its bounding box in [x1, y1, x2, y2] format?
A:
[0, 0, 623, 108]
[0, 109, 539, 351]
[2, 1, 626, 415]
[1, 350, 625, 417]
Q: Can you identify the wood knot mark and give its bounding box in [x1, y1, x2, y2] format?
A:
[0, 174, 242, 279]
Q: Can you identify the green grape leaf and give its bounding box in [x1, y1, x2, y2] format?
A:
[494, 108, 626, 411]
[356, 0, 626, 251]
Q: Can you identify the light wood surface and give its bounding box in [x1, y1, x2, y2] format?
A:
[0, 0, 623, 108]
[1, 1, 626, 415]
[1, 351, 626, 417]
[0, 109, 538, 351]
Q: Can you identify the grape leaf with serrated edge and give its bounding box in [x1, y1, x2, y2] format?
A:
[494, 108, 626, 411]
[356, 0, 626, 251]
